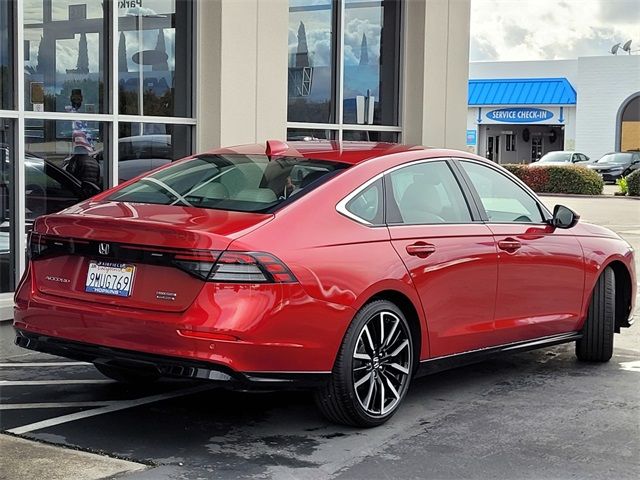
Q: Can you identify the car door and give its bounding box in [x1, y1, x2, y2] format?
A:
[385, 159, 499, 357]
[457, 159, 585, 345]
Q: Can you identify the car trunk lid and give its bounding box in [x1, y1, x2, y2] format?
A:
[31, 201, 273, 312]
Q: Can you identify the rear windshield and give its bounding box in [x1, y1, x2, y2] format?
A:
[108, 154, 348, 212]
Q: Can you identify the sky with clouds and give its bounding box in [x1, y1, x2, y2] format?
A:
[470, 0, 640, 61]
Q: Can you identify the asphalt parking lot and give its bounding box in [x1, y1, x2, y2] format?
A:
[1, 195, 639, 480]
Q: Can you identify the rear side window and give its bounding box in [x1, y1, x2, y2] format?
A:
[109, 154, 348, 212]
[344, 178, 384, 224]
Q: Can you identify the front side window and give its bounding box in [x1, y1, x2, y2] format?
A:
[386, 161, 472, 225]
[110, 155, 348, 213]
[460, 161, 544, 224]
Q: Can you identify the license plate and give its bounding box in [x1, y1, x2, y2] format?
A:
[85, 261, 135, 297]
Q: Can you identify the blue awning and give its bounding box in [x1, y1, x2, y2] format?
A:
[468, 78, 576, 106]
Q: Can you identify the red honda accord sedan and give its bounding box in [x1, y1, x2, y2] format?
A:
[14, 141, 636, 427]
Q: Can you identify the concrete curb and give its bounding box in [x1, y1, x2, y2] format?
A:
[539, 193, 640, 200]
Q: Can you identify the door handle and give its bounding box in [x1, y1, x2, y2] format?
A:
[497, 238, 522, 252]
[406, 242, 436, 258]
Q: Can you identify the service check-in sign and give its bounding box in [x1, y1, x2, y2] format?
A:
[487, 107, 552, 122]
[480, 107, 565, 125]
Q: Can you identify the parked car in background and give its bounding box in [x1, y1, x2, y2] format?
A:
[1, 154, 99, 291]
[536, 151, 591, 165]
[588, 152, 640, 183]
[14, 141, 636, 427]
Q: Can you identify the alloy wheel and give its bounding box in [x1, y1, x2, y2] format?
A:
[352, 310, 412, 417]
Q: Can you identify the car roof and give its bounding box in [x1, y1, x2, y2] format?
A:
[204, 141, 482, 165]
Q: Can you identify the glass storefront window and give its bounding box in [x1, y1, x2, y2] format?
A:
[23, 0, 106, 113]
[1, 0, 13, 110]
[343, 0, 401, 126]
[287, 128, 337, 141]
[1, 119, 14, 292]
[287, 1, 401, 137]
[25, 119, 105, 221]
[342, 130, 399, 142]
[118, 0, 193, 117]
[288, 1, 335, 123]
[117, 122, 192, 183]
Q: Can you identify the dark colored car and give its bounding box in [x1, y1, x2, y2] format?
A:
[14, 141, 636, 427]
[1, 154, 99, 291]
[588, 152, 640, 183]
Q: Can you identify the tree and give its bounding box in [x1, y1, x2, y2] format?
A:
[359, 33, 369, 66]
[296, 21, 310, 67]
[153, 29, 169, 71]
[119, 32, 128, 73]
[76, 32, 89, 74]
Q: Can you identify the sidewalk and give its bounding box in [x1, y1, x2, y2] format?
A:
[0, 434, 146, 480]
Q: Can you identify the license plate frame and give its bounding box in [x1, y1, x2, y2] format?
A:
[85, 261, 136, 297]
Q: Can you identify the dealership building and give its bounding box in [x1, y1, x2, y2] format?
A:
[466, 55, 640, 163]
[0, 0, 471, 315]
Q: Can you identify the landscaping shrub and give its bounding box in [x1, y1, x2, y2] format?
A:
[501, 164, 603, 195]
[626, 169, 640, 196]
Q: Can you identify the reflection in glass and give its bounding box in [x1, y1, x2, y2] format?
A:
[1, 119, 14, 292]
[117, 123, 192, 183]
[342, 130, 399, 142]
[0, 0, 13, 110]
[287, 128, 337, 141]
[288, 1, 335, 123]
[343, 0, 400, 126]
[25, 119, 105, 221]
[118, 1, 193, 117]
[23, 0, 105, 113]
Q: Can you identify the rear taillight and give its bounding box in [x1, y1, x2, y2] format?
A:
[173, 251, 222, 280]
[208, 252, 297, 283]
[173, 250, 296, 283]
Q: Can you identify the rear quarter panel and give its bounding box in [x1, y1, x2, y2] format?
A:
[227, 151, 445, 360]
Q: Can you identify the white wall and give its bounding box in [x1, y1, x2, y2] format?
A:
[469, 60, 578, 85]
[575, 55, 640, 159]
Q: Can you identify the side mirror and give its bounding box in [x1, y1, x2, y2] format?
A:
[550, 204, 579, 229]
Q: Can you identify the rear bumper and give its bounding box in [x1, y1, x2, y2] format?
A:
[13, 267, 354, 376]
[14, 329, 330, 388]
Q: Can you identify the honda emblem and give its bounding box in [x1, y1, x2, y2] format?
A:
[98, 243, 110, 255]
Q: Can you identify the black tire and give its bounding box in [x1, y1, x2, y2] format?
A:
[315, 300, 414, 427]
[94, 363, 160, 384]
[576, 266, 615, 362]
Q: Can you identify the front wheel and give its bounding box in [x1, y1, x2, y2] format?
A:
[315, 300, 414, 427]
[576, 267, 615, 362]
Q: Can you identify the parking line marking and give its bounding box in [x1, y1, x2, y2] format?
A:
[0, 379, 114, 386]
[0, 401, 110, 410]
[7, 384, 213, 435]
[0, 362, 90, 367]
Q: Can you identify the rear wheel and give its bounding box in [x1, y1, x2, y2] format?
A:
[315, 300, 414, 427]
[94, 363, 160, 384]
[576, 267, 615, 362]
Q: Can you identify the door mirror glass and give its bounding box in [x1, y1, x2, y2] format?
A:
[551, 204, 579, 229]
